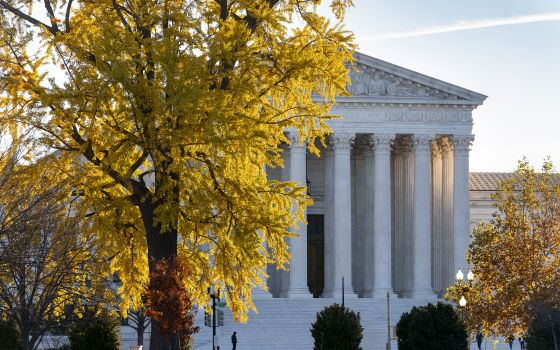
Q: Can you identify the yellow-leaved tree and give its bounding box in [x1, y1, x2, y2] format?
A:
[0, 1, 355, 348]
[447, 160, 560, 345]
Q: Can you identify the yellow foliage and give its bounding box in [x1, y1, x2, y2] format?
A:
[0, 0, 355, 322]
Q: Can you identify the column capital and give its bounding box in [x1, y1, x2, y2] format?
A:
[452, 135, 475, 154]
[431, 139, 442, 158]
[438, 137, 453, 156]
[373, 133, 395, 154]
[399, 136, 414, 155]
[412, 134, 434, 153]
[331, 133, 355, 151]
[353, 135, 374, 153]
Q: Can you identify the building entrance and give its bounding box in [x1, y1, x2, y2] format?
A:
[307, 214, 324, 298]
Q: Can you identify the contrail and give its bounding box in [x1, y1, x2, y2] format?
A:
[358, 12, 560, 42]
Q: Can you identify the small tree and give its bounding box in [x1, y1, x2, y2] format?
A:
[396, 302, 468, 350]
[310, 303, 363, 350]
[447, 160, 560, 339]
[127, 307, 151, 347]
[0, 146, 114, 350]
[69, 311, 120, 350]
[144, 257, 199, 350]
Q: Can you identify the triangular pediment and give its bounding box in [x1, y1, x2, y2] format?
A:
[346, 52, 487, 105]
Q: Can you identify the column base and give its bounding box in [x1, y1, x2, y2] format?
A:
[400, 288, 437, 300]
[361, 288, 398, 299]
[279, 287, 313, 298]
[321, 288, 359, 299]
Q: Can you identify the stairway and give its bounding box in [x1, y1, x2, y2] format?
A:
[191, 297, 512, 350]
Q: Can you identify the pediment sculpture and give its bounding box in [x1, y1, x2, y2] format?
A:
[347, 65, 463, 100]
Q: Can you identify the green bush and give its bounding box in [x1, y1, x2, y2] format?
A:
[396, 302, 468, 350]
[526, 308, 560, 350]
[310, 303, 363, 350]
[0, 318, 21, 350]
[69, 312, 119, 350]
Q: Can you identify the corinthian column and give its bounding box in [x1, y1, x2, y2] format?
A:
[440, 138, 454, 288]
[401, 138, 414, 296]
[280, 131, 311, 298]
[361, 136, 375, 297]
[452, 135, 474, 274]
[367, 134, 396, 297]
[431, 141, 443, 295]
[392, 140, 405, 294]
[411, 134, 435, 298]
[323, 133, 357, 298]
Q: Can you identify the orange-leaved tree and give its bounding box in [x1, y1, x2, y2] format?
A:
[447, 160, 560, 344]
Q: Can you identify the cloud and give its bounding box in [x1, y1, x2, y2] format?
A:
[358, 12, 560, 42]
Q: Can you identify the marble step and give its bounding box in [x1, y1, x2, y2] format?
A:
[191, 298, 513, 350]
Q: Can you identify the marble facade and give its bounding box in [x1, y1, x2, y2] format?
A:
[265, 52, 487, 299]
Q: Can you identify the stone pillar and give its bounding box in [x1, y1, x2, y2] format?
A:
[392, 140, 405, 293]
[361, 136, 375, 297]
[280, 132, 311, 298]
[440, 138, 454, 288]
[353, 143, 367, 296]
[402, 138, 414, 295]
[323, 133, 357, 298]
[431, 141, 443, 295]
[453, 135, 474, 274]
[411, 134, 435, 298]
[323, 144, 335, 297]
[368, 134, 396, 297]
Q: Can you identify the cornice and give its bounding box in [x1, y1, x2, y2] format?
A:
[329, 98, 481, 110]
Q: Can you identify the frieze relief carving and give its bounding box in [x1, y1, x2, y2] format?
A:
[333, 109, 473, 124]
[347, 64, 464, 100]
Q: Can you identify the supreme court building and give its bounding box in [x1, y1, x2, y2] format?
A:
[265, 52, 487, 300]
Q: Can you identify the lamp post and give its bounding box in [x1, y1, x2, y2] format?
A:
[455, 268, 474, 322]
[208, 287, 221, 350]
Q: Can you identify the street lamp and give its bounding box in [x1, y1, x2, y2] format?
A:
[455, 269, 474, 322]
[456, 269, 464, 281]
[208, 287, 221, 350]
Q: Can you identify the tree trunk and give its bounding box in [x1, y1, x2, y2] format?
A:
[138, 322, 144, 347]
[139, 196, 181, 350]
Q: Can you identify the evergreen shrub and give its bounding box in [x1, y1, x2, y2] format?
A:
[69, 312, 119, 350]
[396, 302, 468, 350]
[310, 303, 363, 350]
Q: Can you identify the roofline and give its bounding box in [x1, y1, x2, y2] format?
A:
[354, 52, 488, 104]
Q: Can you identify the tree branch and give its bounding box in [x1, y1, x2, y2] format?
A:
[111, 0, 133, 33]
[65, 0, 74, 32]
[0, 1, 57, 35]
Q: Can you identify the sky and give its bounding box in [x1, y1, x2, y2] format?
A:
[320, 0, 560, 172]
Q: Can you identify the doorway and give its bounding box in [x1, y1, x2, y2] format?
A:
[307, 214, 324, 298]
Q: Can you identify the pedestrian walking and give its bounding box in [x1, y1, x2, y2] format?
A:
[519, 335, 525, 350]
[476, 331, 483, 350]
[507, 335, 514, 350]
[231, 331, 237, 350]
